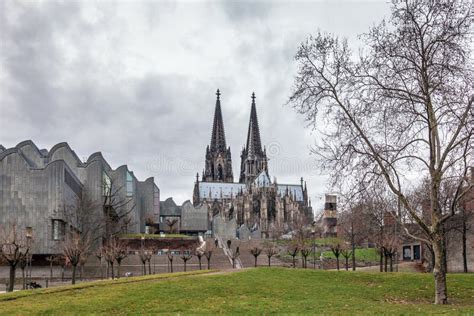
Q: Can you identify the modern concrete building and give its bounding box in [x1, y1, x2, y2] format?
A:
[0, 140, 160, 258]
[158, 198, 209, 236]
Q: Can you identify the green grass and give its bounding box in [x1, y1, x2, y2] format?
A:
[119, 233, 195, 239]
[0, 268, 473, 315]
[321, 247, 379, 262]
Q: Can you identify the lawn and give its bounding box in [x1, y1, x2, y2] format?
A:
[0, 268, 473, 315]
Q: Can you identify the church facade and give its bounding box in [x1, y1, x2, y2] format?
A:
[193, 90, 313, 238]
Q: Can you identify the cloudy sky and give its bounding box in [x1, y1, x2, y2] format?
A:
[0, 0, 391, 211]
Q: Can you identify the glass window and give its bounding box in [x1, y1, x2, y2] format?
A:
[52, 220, 65, 241]
[103, 171, 112, 196]
[126, 171, 133, 196]
[154, 186, 160, 213]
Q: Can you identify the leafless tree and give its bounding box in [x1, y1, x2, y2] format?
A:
[62, 231, 91, 285]
[204, 243, 214, 270]
[165, 219, 179, 234]
[138, 248, 152, 275]
[45, 255, 58, 281]
[195, 248, 204, 270]
[0, 223, 31, 292]
[327, 238, 343, 271]
[166, 250, 175, 273]
[287, 241, 299, 268]
[229, 247, 240, 269]
[340, 244, 353, 271]
[108, 239, 128, 279]
[180, 249, 193, 272]
[250, 246, 262, 268]
[289, 0, 472, 303]
[19, 255, 27, 289]
[263, 242, 278, 267]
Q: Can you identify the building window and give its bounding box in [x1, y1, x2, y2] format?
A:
[154, 186, 160, 214]
[126, 171, 133, 196]
[103, 171, 111, 196]
[52, 219, 65, 241]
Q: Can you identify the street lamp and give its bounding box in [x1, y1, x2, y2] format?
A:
[25, 227, 33, 287]
[311, 229, 316, 270]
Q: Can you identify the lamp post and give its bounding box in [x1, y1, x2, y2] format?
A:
[25, 227, 33, 287]
[311, 229, 316, 270]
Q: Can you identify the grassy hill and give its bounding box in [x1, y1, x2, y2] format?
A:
[0, 268, 473, 315]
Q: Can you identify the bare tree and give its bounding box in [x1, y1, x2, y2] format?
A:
[264, 242, 278, 267]
[111, 239, 128, 279]
[289, 0, 472, 304]
[19, 255, 27, 289]
[46, 255, 58, 281]
[138, 248, 152, 275]
[327, 238, 343, 271]
[300, 245, 311, 269]
[180, 250, 193, 272]
[340, 245, 353, 271]
[250, 246, 262, 268]
[165, 219, 179, 234]
[204, 243, 214, 270]
[287, 241, 299, 268]
[95, 249, 105, 279]
[62, 231, 91, 285]
[0, 223, 31, 292]
[166, 250, 175, 273]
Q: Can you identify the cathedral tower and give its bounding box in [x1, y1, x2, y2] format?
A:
[239, 92, 268, 184]
[203, 89, 234, 183]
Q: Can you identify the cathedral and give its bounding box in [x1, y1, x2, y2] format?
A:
[193, 90, 313, 238]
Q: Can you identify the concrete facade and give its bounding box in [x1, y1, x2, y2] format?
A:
[0, 140, 160, 256]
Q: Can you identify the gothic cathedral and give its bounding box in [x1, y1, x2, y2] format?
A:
[193, 90, 313, 238]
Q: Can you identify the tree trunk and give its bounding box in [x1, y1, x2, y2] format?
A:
[268, 256, 271, 267]
[170, 260, 174, 273]
[379, 250, 383, 272]
[22, 267, 26, 290]
[80, 264, 83, 281]
[71, 265, 77, 285]
[384, 253, 388, 272]
[433, 238, 448, 304]
[110, 263, 114, 279]
[198, 257, 202, 270]
[50, 261, 53, 280]
[184, 261, 187, 272]
[389, 255, 393, 272]
[462, 219, 468, 273]
[336, 257, 340, 271]
[254, 256, 257, 268]
[292, 256, 295, 268]
[148, 261, 151, 275]
[207, 258, 210, 270]
[8, 265, 16, 292]
[345, 257, 349, 271]
[117, 263, 121, 279]
[61, 265, 65, 281]
[352, 243, 356, 271]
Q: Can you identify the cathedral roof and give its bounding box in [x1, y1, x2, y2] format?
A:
[198, 182, 246, 200]
[277, 184, 304, 201]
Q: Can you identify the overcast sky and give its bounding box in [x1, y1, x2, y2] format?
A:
[0, 0, 391, 211]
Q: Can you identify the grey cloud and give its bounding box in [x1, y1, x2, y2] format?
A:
[0, 0, 391, 212]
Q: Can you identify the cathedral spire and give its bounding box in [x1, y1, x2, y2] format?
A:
[239, 92, 268, 184]
[203, 89, 234, 183]
[210, 89, 227, 152]
[245, 92, 263, 157]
